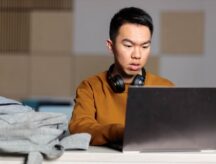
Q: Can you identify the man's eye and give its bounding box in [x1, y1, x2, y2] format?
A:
[143, 45, 150, 49]
[124, 45, 132, 48]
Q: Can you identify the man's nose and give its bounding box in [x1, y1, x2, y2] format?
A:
[131, 47, 141, 59]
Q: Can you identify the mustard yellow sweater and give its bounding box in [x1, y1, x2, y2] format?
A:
[69, 71, 174, 145]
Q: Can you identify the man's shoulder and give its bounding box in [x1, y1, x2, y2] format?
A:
[78, 71, 107, 88]
[145, 71, 174, 86]
[84, 71, 107, 83]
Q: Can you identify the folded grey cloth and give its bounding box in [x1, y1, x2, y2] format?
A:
[27, 152, 43, 164]
[0, 96, 91, 164]
[0, 96, 21, 105]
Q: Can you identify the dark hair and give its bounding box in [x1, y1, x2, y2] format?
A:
[109, 7, 153, 42]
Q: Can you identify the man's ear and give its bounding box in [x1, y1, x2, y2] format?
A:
[106, 39, 113, 53]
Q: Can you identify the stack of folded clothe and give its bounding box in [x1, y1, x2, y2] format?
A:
[0, 96, 91, 164]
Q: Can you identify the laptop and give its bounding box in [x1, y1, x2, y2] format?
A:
[121, 87, 216, 152]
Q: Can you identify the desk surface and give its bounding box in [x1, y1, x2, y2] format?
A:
[1, 146, 216, 164]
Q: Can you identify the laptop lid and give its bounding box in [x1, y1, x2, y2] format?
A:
[123, 87, 216, 152]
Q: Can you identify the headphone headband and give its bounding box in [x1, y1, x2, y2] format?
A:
[107, 64, 146, 93]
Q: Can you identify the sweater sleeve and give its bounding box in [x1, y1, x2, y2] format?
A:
[68, 80, 123, 145]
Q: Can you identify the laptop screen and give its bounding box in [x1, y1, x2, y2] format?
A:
[123, 87, 216, 152]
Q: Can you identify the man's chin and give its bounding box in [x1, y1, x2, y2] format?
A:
[127, 69, 141, 76]
[123, 72, 139, 79]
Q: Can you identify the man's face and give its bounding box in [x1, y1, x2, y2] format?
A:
[107, 23, 151, 82]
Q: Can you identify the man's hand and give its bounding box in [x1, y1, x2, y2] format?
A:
[109, 123, 124, 143]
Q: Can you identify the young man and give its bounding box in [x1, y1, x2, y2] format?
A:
[69, 7, 174, 146]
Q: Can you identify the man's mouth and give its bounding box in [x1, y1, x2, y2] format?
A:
[128, 64, 141, 71]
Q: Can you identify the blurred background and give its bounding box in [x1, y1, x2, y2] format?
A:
[0, 0, 216, 101]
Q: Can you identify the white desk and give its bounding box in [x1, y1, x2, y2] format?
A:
[1, 146, 216, 164]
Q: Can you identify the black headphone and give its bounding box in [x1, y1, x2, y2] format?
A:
[107, 64, 146, 93]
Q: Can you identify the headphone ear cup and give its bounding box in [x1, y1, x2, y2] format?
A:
[132, 74, 145, 86]
[109, 74, 125, 93]
[107, 64, 125, 93]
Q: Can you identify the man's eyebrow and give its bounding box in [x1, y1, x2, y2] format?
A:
[122, 39, 151, 45]
[122, 39, 133, 44]
[142, 40, 151, 45]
